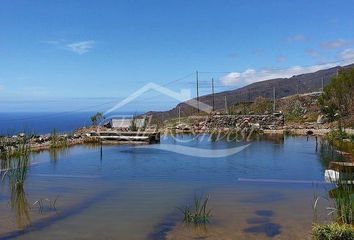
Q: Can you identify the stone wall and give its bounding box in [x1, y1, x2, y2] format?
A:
[193, 114, 284, 130]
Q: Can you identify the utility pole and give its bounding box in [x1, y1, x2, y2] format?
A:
[321, 77, 324, 92]
[224, 96, 228, 114]
[196, 71, 200, 113]
[178, 106, 181, 124]
[297, 80, 300, 95]
[248, 88, 251, 102]
[212, 78, 215, 112]
[273, 87, 276, 113]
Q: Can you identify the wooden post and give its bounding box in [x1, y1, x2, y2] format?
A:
[224, 96, 228, 114]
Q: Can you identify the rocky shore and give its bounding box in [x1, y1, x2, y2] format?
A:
[1, 113, 352, 157]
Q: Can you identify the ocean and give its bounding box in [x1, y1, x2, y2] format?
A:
[0, 112, 136, 135]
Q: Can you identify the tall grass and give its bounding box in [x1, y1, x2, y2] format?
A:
[50, 129, 68, 149]
[1, 142, 31, 228]
[2, 143, 30, 187]
[328, 170, 354, 225]
[313, 168, 354, 225]
[179, 195, 212, 225]
[33, 195, 59, 213]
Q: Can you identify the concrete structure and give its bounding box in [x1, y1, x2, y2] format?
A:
[110, 118, 145, 129]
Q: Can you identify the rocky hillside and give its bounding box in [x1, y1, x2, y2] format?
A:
[146, 63, 354, 121]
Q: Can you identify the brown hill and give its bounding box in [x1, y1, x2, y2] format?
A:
[146, 63, 354, 121]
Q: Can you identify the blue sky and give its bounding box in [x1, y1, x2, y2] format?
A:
[1, 0, 354, 112]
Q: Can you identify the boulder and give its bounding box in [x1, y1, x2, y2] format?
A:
[316, 114, 326, 124]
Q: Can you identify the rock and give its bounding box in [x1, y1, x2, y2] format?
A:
[252, 123, 260, 129]
[191, 114, 284, 130]
[176, 123, 191, 130]
[316, 114, 326, 124]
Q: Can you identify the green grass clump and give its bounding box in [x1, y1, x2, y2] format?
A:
[2, 143, 30, 188]
[50, 129, 68, 149]
[1, 143, 31, 228]
[312, 223, 354, 240]
[330, 183, 354, 225]
[179, 195, 212, 225]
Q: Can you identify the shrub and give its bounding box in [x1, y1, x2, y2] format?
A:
[312, 223, 354, 240]
[179, 195, 212, 225]
[318, 68, 354, 127]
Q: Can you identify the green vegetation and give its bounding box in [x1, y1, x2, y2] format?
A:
[229, 97, 272, 115]
[312, 154, 354, 239]
[1, 143, 30, 188]
[90, 112, 104, 126]
[250, 96, 273, 114]
[329, 183, 354, 225]
[312, 223, 354, 240]
[318, 68, 354, 128]
[129, 117, 138, 131]
[179, 195, 212, 225]
[50, 129, 68, 149]
[33, 195, 59, 213]
[1, 143, 31, 228]
[326, 129, 354, 155]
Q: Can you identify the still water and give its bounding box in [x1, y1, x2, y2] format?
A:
[0, 135, 337, 239]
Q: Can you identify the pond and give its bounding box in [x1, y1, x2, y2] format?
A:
[0, 134, 340, 239]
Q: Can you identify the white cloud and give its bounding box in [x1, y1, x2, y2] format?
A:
[220, 63, 337, 86]
[42, 39, 95, 55]
[340, 48, 354, 61]
[65, 41, 95, 55]
[287, 34, 306, 42]
[220, 46, 354, 87]
[321, 39, 351, 49]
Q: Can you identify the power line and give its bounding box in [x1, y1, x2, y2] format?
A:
[3, 58, 353, 122]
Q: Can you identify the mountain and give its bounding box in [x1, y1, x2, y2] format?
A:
[146, 63, 354, 121]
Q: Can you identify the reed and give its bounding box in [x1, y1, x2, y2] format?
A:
[50, 129, 68, 149]
[179, 195, 212, 225]
[2, 143, 30, 188]
[328, 173, 354, 225]
[312, 168, 354, 226]
[1, 142, 31, 228]
[33, 195, 59, 213]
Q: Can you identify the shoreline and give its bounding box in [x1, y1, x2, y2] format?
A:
[1, 124, 353, 158]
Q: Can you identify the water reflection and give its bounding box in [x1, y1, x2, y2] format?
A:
[0, 135, 350, 239]
[49, 147, 69, 163]
[2, 145, 31, 229]
[10, 183, 31, 228]
[257, 134, 284, 145]
[318, 139, 345, 169]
